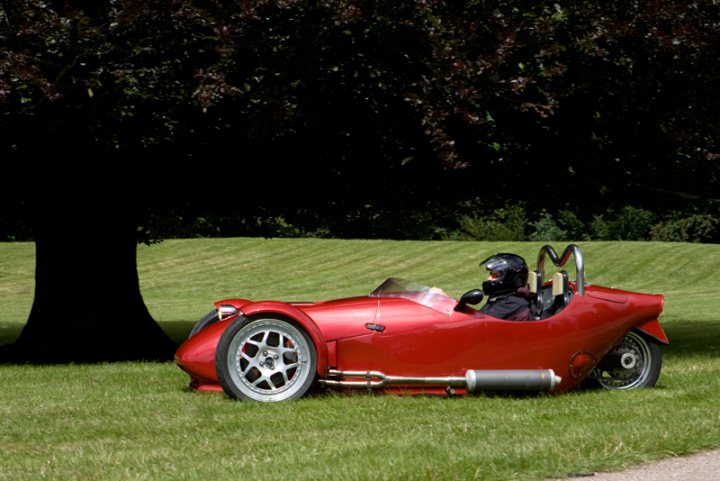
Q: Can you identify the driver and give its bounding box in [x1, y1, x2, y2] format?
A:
[479, 253, 533, 321]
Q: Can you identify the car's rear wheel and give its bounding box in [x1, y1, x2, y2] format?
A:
[591, 331, 662, 390]
[215, 314, 317, 402]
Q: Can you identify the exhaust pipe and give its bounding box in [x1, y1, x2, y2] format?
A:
[320, 369, 561, 392]
[465, 369, 561, 391]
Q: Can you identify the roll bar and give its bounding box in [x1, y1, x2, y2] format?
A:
[535, 244, 585, 296]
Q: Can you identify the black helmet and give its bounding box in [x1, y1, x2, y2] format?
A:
[480, 253, 529, 296]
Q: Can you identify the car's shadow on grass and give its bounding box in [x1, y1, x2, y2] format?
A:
[663, 320, 720, 358]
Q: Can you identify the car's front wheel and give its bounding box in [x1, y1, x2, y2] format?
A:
[591, 331, 662, 390]
[215, 314, 317, 402]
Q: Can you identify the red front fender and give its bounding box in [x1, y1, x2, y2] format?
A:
[239, 301, 329, 376]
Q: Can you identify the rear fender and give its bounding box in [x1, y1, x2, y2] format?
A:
[239, 301, 329, 376]
[634, 318, 669, 344]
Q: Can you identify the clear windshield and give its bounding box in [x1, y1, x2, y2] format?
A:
[368, 277, 457, 315]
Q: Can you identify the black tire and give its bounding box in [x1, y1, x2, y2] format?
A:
[215, 314, 317, 402]
[590, 331, 663, 390]
[188, 309, 219, 339]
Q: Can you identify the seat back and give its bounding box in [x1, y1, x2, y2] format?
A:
[529, 269, 574, 319]
[551, 271, 567, 298]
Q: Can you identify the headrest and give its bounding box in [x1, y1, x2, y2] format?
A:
[527, 270, 539, 293]
[552, 271, 568, 297]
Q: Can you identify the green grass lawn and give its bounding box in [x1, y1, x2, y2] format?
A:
[0, 238, 719, 481]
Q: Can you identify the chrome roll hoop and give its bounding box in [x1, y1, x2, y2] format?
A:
[535, 244, 585, 296]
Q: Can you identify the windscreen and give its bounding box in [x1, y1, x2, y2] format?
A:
[369, 277, 457, 315]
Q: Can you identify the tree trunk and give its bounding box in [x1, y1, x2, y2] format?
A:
[0, 197, 177, 363]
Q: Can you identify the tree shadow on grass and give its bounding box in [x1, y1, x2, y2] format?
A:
[0, 321, 190, 362]
[160, 321, 195, 345]
[0, 324, 22, 347]
[0, 321, 193, 349]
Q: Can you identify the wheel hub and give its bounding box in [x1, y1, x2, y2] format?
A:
[259, 350, 280, 370]
[620, 352, 638, 369]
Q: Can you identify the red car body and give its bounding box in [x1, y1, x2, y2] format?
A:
[175, 244, 667, 402]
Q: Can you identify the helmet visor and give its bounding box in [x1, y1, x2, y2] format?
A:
[480, 255, 516, 273]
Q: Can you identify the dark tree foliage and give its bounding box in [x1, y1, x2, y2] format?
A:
[2, 0, 719, 230]
[1, 0, 718, 361]
[411, 1, 720, 215]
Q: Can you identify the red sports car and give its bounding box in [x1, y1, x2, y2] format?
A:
[175, 244, 667, 402]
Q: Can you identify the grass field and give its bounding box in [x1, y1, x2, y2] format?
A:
[0, 238, 719, 481]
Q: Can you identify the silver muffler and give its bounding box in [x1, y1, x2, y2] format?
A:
[465, 369, 561, 391]
[320, 369, 561, 392]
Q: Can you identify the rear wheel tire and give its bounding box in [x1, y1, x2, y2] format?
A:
[215, 314, 317, 402]
[591, 331, 662, 390]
